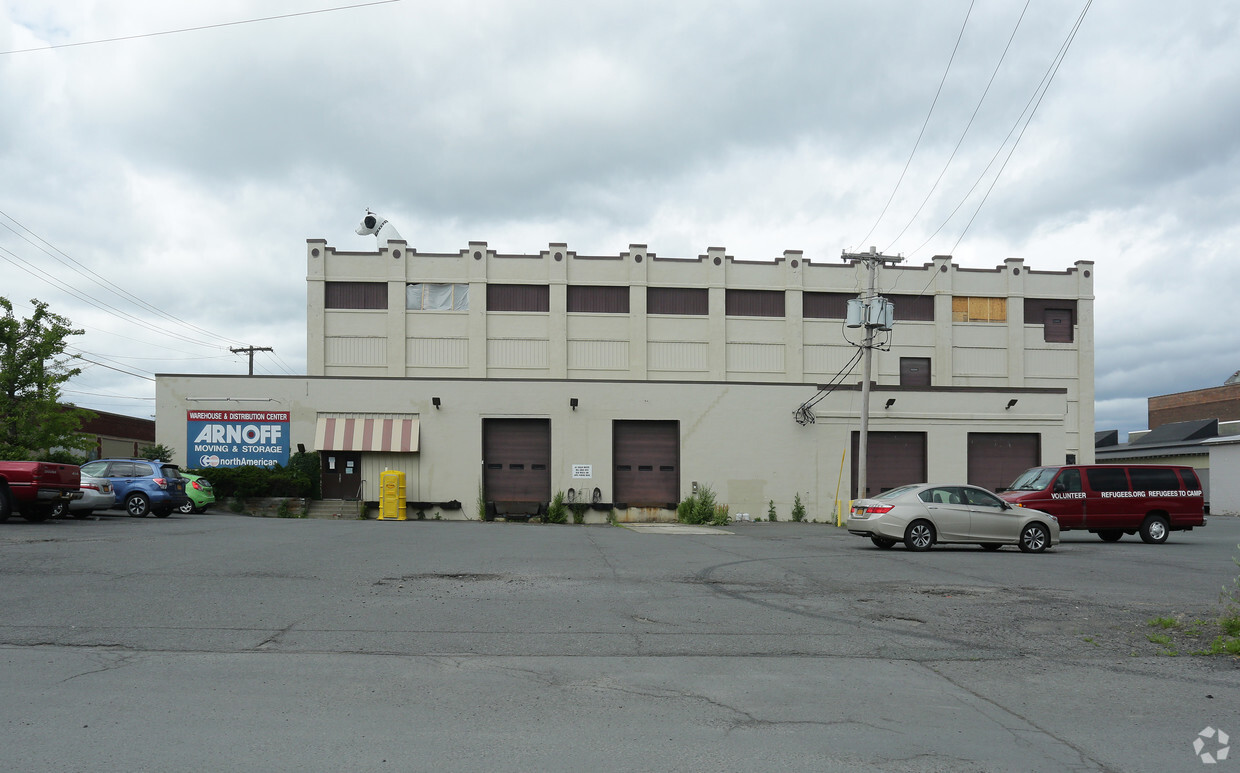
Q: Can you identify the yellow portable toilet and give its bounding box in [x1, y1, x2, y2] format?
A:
[378, 470, 407, 521]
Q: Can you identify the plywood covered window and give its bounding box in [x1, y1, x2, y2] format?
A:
[725, 289, 784, 317]
[325, 282, 387, 310]
[647, 287, 708, 315]
[567, 285, 630, 314]
[487, 284, 549, 312]
[952, 296, 1006, 323]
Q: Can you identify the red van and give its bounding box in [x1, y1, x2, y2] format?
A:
[999, 464, 1205, 544]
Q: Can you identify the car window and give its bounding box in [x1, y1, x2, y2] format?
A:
[160, 465, 182, 479]
[962, 487, 1003, 508]
[919, 487, 962, 505]
[1129, 468, 1179, 491]
[80, 461, 106, 477]
[1179, 469, 1202, 490]
[133, 462, 155, 477]
[109, 462, 134, 477]
[1085, 467, 1130, 492]
[875, 484, 920, 501]
[1007, 467, 1056, 491]
[1055, 468, 1082, 493]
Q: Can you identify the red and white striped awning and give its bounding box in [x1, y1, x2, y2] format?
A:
[314, 415, 419, 452]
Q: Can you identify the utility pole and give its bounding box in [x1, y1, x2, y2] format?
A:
[841, 247, 903, 500]
[230, 346, 273, 376]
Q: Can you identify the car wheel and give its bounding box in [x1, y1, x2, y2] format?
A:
[72, 510, 92, 520]
[0, 487, 11, 522]
[1019, 523, 1050, 553]
[177, 499, 195, 515]
[870, 536, 897, 549]
[1139, 514, 1169, 544]
[126, 493, 151, 517]
[154, 508, 172, 518]
[981, 543, 1003, 551]
[904, 520, 935, 551]
[50, 501, 68, 519]
[1097, 530, 1123, 542]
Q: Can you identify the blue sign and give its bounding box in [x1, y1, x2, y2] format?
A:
[187, 410, 290, 469]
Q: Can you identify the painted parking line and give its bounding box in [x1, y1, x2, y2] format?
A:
[623, 524, 733, 535]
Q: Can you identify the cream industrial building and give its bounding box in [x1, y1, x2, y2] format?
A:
[155, 236, 1094, 521]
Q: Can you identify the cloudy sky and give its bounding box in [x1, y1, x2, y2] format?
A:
[2, 1, 1237, 439]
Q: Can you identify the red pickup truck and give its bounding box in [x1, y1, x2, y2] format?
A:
[0, 461, 82, 523]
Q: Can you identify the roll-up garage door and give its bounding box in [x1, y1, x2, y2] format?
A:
[967, 433, 1040, 493]
[613, 420, 679, 508]
[850, 431, 927, 499]
[482, 419, 551, 505]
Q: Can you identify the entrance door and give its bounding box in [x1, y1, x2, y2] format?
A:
[482, 419, 551, 507]
[322, 452, 362, 499]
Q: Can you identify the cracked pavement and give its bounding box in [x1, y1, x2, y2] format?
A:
[2, 514, 1238, 771]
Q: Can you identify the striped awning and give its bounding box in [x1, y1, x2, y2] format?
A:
[315, 415, 419, 452]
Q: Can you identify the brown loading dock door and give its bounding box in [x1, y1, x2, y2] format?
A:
[967, 433, 1041, 493]
[851, 431, 927, 500]
[483, 419, 551, 514]
[613, 420, 680, 508]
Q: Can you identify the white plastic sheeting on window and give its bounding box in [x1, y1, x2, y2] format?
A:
[407, 283, 469, 311]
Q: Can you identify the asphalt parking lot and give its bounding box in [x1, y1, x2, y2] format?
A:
[2, 512, 1238, 772]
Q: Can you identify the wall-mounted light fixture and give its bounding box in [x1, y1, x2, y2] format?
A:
[432, 397, 441, 409]
[1006, 398, 1018, 410]
[570, 397, 579, 410]
[884, 398, 896, 409]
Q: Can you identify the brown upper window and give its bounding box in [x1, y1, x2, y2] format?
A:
[648, 287, 708, 315]
[726, 289, 784, 318]
[887, 294, 935, 321]
[487, 284, 549, 312]
[803, 292, 853, 319]
[325, 282, 387, 310]
[567, 285, 630, 314]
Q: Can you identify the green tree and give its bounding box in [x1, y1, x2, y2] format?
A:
[0, 297, 92, 458]
[138, 443, 177, 461]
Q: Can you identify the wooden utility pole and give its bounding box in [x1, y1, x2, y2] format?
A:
[841, 247, 903, 499]
[230, 346, 273, 376]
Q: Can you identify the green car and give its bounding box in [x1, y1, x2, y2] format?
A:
[178, 472, 216, 514]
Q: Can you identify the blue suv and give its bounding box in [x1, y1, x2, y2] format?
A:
[78, 459, 189, 517]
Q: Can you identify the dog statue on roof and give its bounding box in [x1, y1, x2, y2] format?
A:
[355, 210, 404, 249]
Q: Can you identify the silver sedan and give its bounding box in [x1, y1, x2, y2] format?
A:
[52, 471, 117, 520]
[846, 483, 1059, 552]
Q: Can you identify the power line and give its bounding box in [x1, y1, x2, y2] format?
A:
[0, 1, 402, 56]
[883, 1, 1031, 254]
[854, 0, 976, 250]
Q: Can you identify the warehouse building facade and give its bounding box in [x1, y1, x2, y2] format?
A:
[155, 238, 1094, 521]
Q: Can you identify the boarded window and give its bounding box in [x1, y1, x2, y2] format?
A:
[899, 357, 931, 386]
[648, 287, 708, 315]
[325, 282, 387, 310]
[407, 283, 469, 310]
[567, 285, 630, 314]
[887, 293, 935, 321]
[725, 289, 784, 317]
[803, 292, 853, 319]
[487, 284, 549, 312]
[952, 296, 1005, 323]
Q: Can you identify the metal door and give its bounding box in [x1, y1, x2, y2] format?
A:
[482, 419, 551, 504]
[322, 452, 362, 499]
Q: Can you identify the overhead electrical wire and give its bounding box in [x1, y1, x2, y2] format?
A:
[0, 0, 403, 56]
[883, 1, 1032, 254]
[904, 0, 1093, 260]
[853, 0, 976, 250]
